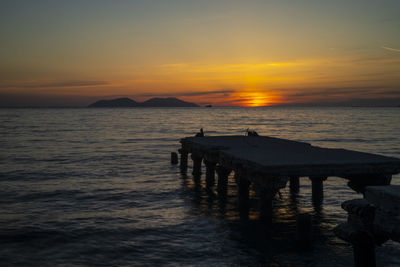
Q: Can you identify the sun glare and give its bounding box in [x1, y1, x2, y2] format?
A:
[247, 93, 267, 107]
[236, 92, 277, 107]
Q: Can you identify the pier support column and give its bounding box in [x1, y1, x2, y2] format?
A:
[238, 176, 250, 206]
[259, 187, 274, 222]
[254, 176, 287, 222]
[353, 241, 376, 267]
[290, 176, 300, 194]
[178, 149, 188, 173]
[309, 176, 327, 205]
[216, 166, 231, 195]
[235, 170, 250, 218]
[334, 199, 381, 267]
[204, 160, 216, 188]
[191, 153, 202, 177]
[171, 152, 178, 164]
[296, 213, 312, 249]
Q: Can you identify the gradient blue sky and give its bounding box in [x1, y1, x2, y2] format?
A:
[1, 0, 399, 106]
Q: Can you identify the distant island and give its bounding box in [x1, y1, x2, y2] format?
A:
[88, 97, 198, 108]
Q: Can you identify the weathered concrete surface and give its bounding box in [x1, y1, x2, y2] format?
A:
[366, 185, 400, 242]
[365, 185, 400, 215]
[335, 187, 400, 242]
[181, 136, 400, 178]
[334, 185, 400, 267]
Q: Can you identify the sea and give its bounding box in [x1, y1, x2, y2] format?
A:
[0, 107, 399, 266]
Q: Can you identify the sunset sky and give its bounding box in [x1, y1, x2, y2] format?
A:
[1, 0, 399, 107]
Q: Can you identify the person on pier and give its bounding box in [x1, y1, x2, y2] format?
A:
[195, 128, 204, 137]
[246, 128, 259, 136]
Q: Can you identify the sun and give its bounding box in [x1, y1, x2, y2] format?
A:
[235, 91, 277, 107]
[247, 93, 268, 107]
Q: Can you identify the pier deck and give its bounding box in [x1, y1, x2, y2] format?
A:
[181, 135, 400, 178]
[179, 135, 400, 218]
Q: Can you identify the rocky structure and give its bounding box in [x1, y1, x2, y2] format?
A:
[334, 185, 400, 267]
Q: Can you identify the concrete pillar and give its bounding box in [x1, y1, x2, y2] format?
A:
[204, 160, 216, 188]
[238, 175, 250, 206]
[216, 165, 231, 195]
[178, 149, 188, 173]
[191, 153, 203, 176]
[235, 170, 250, 219]
[191, 153, 202, 177]
[353, 242, 376, 267]
[334, 198, 379, 267]
[259, 188, 274, 222]
[309, 176, 327, 205]
[296, 213, 312, 249]
[290, 176, 300, 194]
[171, 152, 178, 164]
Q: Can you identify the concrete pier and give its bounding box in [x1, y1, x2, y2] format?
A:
[180, 135, 400, 221]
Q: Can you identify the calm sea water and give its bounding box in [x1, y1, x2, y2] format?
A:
[0, 107, 399, 266]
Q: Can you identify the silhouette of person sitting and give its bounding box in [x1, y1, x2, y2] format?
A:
[246, 128, 259, 136]
[195, 128, 204, 137]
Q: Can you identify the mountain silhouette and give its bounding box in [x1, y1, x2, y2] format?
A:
[88, 97, 198, 107]
[139, 97, 198, 107]
[88, 98, 137, 107]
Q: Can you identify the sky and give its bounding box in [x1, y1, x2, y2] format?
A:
[0, 0, 399, 107]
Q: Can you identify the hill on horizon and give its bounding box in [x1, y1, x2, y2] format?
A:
[139, 97, 198, 107]
[88, 97, 198, 108]
[88, 98, 137, 107]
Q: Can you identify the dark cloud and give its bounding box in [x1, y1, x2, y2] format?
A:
[0, 81, 109, 89]
[275, 98, 400, 107]
[230, 98, 251, 103]
[0, 92, 100, 107]
[285, 86, 398, 98]
[372, 90, 400, 95]
[137, 89, 236, 97]
[278, 85, 400, 107]
[39, 81, 109, 88]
